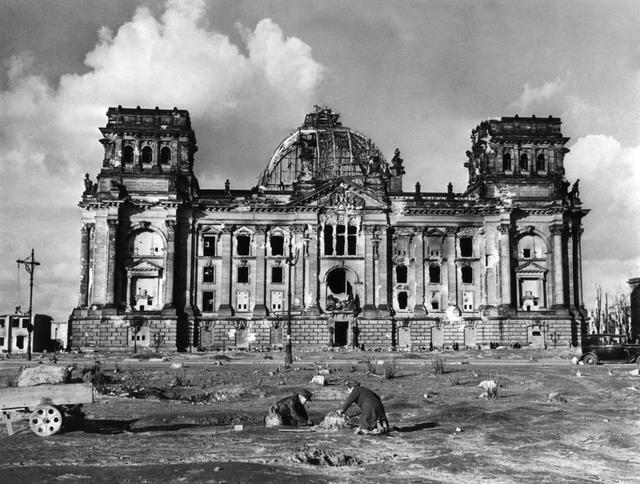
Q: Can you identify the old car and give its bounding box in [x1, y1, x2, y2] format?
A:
[581, 334, 640, 367]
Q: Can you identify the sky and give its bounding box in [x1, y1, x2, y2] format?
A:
[1, 0, 639, 320]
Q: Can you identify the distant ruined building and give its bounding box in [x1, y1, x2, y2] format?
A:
[70, 106, 588, 351]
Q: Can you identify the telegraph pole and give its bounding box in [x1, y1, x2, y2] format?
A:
[16, 249, 40, 361]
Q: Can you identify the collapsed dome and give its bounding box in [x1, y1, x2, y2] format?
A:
[259, 106, 387, 189]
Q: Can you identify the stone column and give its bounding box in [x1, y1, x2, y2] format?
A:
[292, 225, 305, 308]
[377, 227, 389, 312]
[445, 227, 458, 309]
[550, 224, 565, 309]
[184, 220, 196, 314]
[576, 226, 584, 310]
[105, 218, 118, 307]
[572, 224, 584, 309]
[78, 223, 92, 307]
[567, 224, 575, 310]
[163, 220, 176, 308]
[253, 225, 267, 316]
[125, 272, 132, 310]
[218, 227, 234, 316]
[363, 226, 377, 316]
[306, 225, 320, 315]
[414, 229, 426, 315]
[497, 223, 512, 310]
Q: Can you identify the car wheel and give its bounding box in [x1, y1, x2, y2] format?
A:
[583, 354, 598, 366]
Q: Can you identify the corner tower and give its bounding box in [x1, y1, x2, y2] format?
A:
[70, 106, 199, 351]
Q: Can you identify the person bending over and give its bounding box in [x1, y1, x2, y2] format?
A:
[337, 380, 389, 434]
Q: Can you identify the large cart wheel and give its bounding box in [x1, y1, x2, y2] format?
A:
[29, 405, 63, 436]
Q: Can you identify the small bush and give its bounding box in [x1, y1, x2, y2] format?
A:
[172, 368, 191, 387]
[447, 371, 461, 386]
[431, 356, 446, 374]
[383, 359, 399, 380]
[362, 358, 377, 375]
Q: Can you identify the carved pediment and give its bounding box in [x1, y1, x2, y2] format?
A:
[288, 180, 388, 209]
[127, 259, 164, 276]
[516, 261, 547, 275]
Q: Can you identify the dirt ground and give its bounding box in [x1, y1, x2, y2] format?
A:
[1, 348, 640, 483]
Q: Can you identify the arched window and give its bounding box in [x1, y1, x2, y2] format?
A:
[122, 145, 134, 164]
[536, 153, 546, 172]
[397, 291, 408, 310]
[518, 235, 545, 259]
[160, 147, 171, 164]
[503, 151, 512, 172]
[141, 146, 153, 164]
[519, 153, 529, 171]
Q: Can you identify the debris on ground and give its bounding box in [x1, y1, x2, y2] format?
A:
[477, 380, 498, 399]
[289, 448, 361, 466]
[547, 392, 568, 404]
[310, 375, 327, 386]
[17, 365, 69, 387]
[315, 412, 351, 431]
[628, 369, 639, 376]
[265, 413, 283, 428]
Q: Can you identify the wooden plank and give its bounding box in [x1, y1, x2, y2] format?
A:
[0, 384, 94, 410]
[2, 412, 14, 436]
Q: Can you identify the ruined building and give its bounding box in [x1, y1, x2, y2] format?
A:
[69, 106, 588, 351]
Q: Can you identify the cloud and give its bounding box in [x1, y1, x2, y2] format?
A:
[564, 135, 640, 303]
[0, 0, 324, 319]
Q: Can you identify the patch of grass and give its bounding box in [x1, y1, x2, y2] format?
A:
[362, 358, 377, 375]
[172, 367, 191, 387]
[447, 370, 461, 386]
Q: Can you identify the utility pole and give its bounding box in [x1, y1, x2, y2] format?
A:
[16, 249, 40, 361]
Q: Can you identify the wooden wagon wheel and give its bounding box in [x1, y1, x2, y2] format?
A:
[29, 405, 63, 436]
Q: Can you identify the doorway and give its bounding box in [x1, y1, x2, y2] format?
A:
[431, 326, 443, 349]
[334, 321, 349, 347]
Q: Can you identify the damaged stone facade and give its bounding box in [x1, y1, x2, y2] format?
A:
[70, 107, 588, 351]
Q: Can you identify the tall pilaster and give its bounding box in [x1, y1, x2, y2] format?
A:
[105, 218, 118, 307]
[218, 227, 234, 316]
[163, 219, 176, 309]
[363, 226, 377, 316]
[445, 227, 458, 309]
[253, 225, 267, 316]
[414, 230, 426, 315]
[306, 225, 320, 315]
[550, 224, 565, 309]
[377, 227, 388, 312]
[78, 223, 92, 307]
[292, 225, 305, 308]
[497, 223, 512, 310]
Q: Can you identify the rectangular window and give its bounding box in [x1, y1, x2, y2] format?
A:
[22, 319, 29, 328]
[271, 266, 283, 283]
[236, 290, 249, 312]
[203, 266, 215, 283]
[324, 225, 333, 255]
[237, 266, 249, 283]
[237, 235, 250, 256]
[0, 319, 4, 328]
[347, 226, 357, 255]
[463, 291, 474, 311]
[397, 291, 408, 310]
[11, 319, 19, 328]
[270, 235, 284, 256]
[430, 292, 440, 311]
[396, 265, 408, 284]
[336, 225, 346, 255]
[461, 266, 473, 284]
[203, 235, 216, 257]
[202, 291, 215, 312]
[0, 337, 4, 346]
[460, 237, 473, 257]
[429, 265, 441, 284]
[271, 290, 284, 311]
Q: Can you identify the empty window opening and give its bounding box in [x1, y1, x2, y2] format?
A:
[203, 291, 215, 312]
[122, 145, 134, 164]
[16, 335, 24, 349]
[141, 146, 153, 164]
[461, 266, 473, 284]
[336, 225, 346, 255]
[160, 146, 171, 164]
[203, 236, 216, 257]
[327, 269, 350, 295]
[536, 153, 546, 171]
[11, 319, 19, 328]
[324, 226, 334, 255]
[237, 235, 250, 256]
[237, 266, 249, 283]
[347, 226, 357, 255]
[396, 265, 408, 284]
[203, 266, 215, 283]
[519, 153, 529, 171]
[460, 237, 473, 257]
[270, 235, 284, 256]
[397, 291, 408, 310]
[503, 151, 512, 171]
[0, 337, 4, 346]
[519, 235, 545, 259]
[271, 266, 283, 283]
[429, 265, 441, 283]
[430, 292, 440, 310]
[334, 321, 349, 347]
[22, 319, 29, 328]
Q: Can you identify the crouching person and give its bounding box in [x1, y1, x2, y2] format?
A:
[337, 380, 389, 434]
[265, 389, 313, 427]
